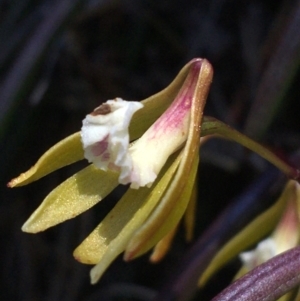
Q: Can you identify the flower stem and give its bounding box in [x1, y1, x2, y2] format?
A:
[211, 246, 300, 301]
[202, 116, 300, 181]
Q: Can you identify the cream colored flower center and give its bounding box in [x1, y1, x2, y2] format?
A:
[81, 98, 143, 186]
[81, 90, 191, 189]
[240, 238, 277, 270]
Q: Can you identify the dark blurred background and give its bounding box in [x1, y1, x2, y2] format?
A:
[1, 0, 300, 300]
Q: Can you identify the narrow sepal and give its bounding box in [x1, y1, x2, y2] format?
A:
[22, 165, 119, 233]
[8, 133, 83, 187]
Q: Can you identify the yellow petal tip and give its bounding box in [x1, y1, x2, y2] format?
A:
[123, 250, 135, 262]
[7, 171, 31, 188]
[149, 252, 161, 264]
[8, 132, 84, 188]
[123, 240, 144, 261]
[7, 179, 16, 188]
[73, 253, 90, 264]
[21, 224, 30, 233]
[21, 220, 42, 234]
[90, 268, 100, 285]
[73, 246, 99, 265]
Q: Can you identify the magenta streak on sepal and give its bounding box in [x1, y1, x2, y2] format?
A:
[149, 60, 203, 139]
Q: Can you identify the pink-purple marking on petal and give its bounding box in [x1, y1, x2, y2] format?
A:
[149, 60, 203, 139]
[91, 135, 109, 157]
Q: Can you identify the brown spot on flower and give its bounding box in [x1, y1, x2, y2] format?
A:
[90, 103, 111, 116]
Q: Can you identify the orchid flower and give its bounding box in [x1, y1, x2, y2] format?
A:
[9, 58, 300, 285]
[9, 58, 213, 283]
[197, 179, 300, 289]
[210, 181, 300, 301]
[237, 180, 300, 277]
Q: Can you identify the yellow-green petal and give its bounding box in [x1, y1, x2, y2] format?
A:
[150, 224, 179, 263]
[129, 59, 203, 140]
[8, 132, 83, 187]
[22, 164, 119, 233]
[125, 154, 199, 259]
[124, 60, 213, 259]
[184, 182, 197, 242]
[73, 151, 182, 284]
[198, 180, 294, 287]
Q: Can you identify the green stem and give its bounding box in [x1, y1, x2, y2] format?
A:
[201, 116, 300, 181]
